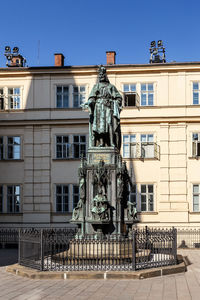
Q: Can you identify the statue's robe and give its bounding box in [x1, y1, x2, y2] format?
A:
[88, 82, 122, 148]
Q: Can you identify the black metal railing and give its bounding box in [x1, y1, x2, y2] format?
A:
[19, 227, 177, 271]
[133, 227, 177, 270]
[177, 228, 200, 248]
[0, 228, 19, 247]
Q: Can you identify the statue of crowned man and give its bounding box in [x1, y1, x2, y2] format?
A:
[82, 66, 122, 150]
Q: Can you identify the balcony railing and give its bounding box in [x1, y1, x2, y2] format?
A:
[123, 142, 160, 160]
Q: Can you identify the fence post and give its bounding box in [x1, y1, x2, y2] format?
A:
[172, 227, 177, 264]
[145, 226, 148, 249]
[41, 229, 44, 271]
[18, 228, 21, 265]
[132, 230, 136, 271]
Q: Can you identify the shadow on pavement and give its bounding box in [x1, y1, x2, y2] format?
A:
[0, 248, 18, 267]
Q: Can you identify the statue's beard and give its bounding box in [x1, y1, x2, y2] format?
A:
[99, 76, 108, 83]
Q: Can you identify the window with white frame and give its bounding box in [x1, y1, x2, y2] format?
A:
[140, 134, 154, 158]
[7, 185, 20, 213]
[56, 136, 70, 159]
[7, 137, 21, 159]
[56, 86, 69, 108]
[0, 137, 3, 160]
[193, 82, 200, 105]
[0, 88, 4, 110]
[129, 184, 137, 207]
[123, 84, 137, 106]
[55, 185, 69, 212]
[8, 88, 20, 109]
[73, 86, 86, 107]
[73, 185, 79, 209]
[193, 185, 200, 212]
[141, 184, 154, 211]
[0, 186, 2, 213]
[192, 133, 200, 157]
[73, 135, 86, 158]
[141, 83, 154, 106]
[123, 135, 136, 158]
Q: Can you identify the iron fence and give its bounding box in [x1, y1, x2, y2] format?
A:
[133, 227, 177, 270]
[177, 228, 200, 248]
[0, 228, 19, 247]
[19, 227, 177, 271]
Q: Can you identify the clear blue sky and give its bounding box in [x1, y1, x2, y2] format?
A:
[0, 0, 198, 67]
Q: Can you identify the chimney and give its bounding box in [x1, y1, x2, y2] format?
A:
[54, 53, 65, 67]
[106, 51, 116, 65]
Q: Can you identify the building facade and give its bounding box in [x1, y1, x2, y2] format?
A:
[1, 53, 200, 228]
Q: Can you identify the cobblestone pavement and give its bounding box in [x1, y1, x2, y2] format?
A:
[0, 249, 200, 300]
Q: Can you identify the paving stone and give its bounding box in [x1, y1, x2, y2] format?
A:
[2, 249, 200, 300]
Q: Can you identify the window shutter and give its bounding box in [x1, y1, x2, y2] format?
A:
[192, 141, 197, 157]
[136, 93, 140, 107]
[154, 143, 160, 159]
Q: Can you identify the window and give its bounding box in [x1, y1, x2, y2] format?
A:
[141, 184, 154, 211]
[123, 84, 137, 106]
[73, 185, 79, 209]
[141, 83, 154, 106]
[192, 133, 200, 157]
[123, 135, 136, 158]
[193, 82, 200, 105]
[56, 185, 69, 212]
[8, 88, 20, 109]
[56, 136, 70, 159]
[7, 137, 21, 159]
[0, 186, 3, 213]
[193, 185, 200, 212]
[73, 86, 86, 107]
[0, 137, 3, 160]
[129, 184, 137, 207]
[7, 185, 20, 213]
[141, 134, 154, 158]
[56, 86, 69, 108]
[0, 88, 4, 110]
[73, 135, 86, 158]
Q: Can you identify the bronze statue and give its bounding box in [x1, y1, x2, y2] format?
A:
[127, 201, 137, 220]
[82, 66, 122, 150]
[93, 159, 110, 196]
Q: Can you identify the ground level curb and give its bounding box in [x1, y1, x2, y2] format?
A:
[6, 257, 186, 280]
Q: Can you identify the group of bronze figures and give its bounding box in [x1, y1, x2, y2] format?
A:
[71, 66, 137, 236]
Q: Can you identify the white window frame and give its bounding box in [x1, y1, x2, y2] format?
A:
[56, 85, 69, 108]
[140, 134, 154, 158]
[123, 84, 139, 107]
[73, 85, 86, 108]
[129, 184, 137, 207]
[8, 87, 21, 109]
[140, 184, 154, 212]
[7, 136, 21, 160]
[55, 184, 69, 213]
[140, 83, 154, 106]
[192, 133, 200, 157]
[122, 134, 137, 158]
[193, 184, 200, 212]
[55, 135, 70, 159]
[72, 135, 86, 158]
[0, 88, 4, 110]
[192, 82, 200, 105]
[7, 185, 20, 213]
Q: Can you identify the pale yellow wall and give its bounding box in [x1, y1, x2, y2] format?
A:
[1, 64, 200, 226]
